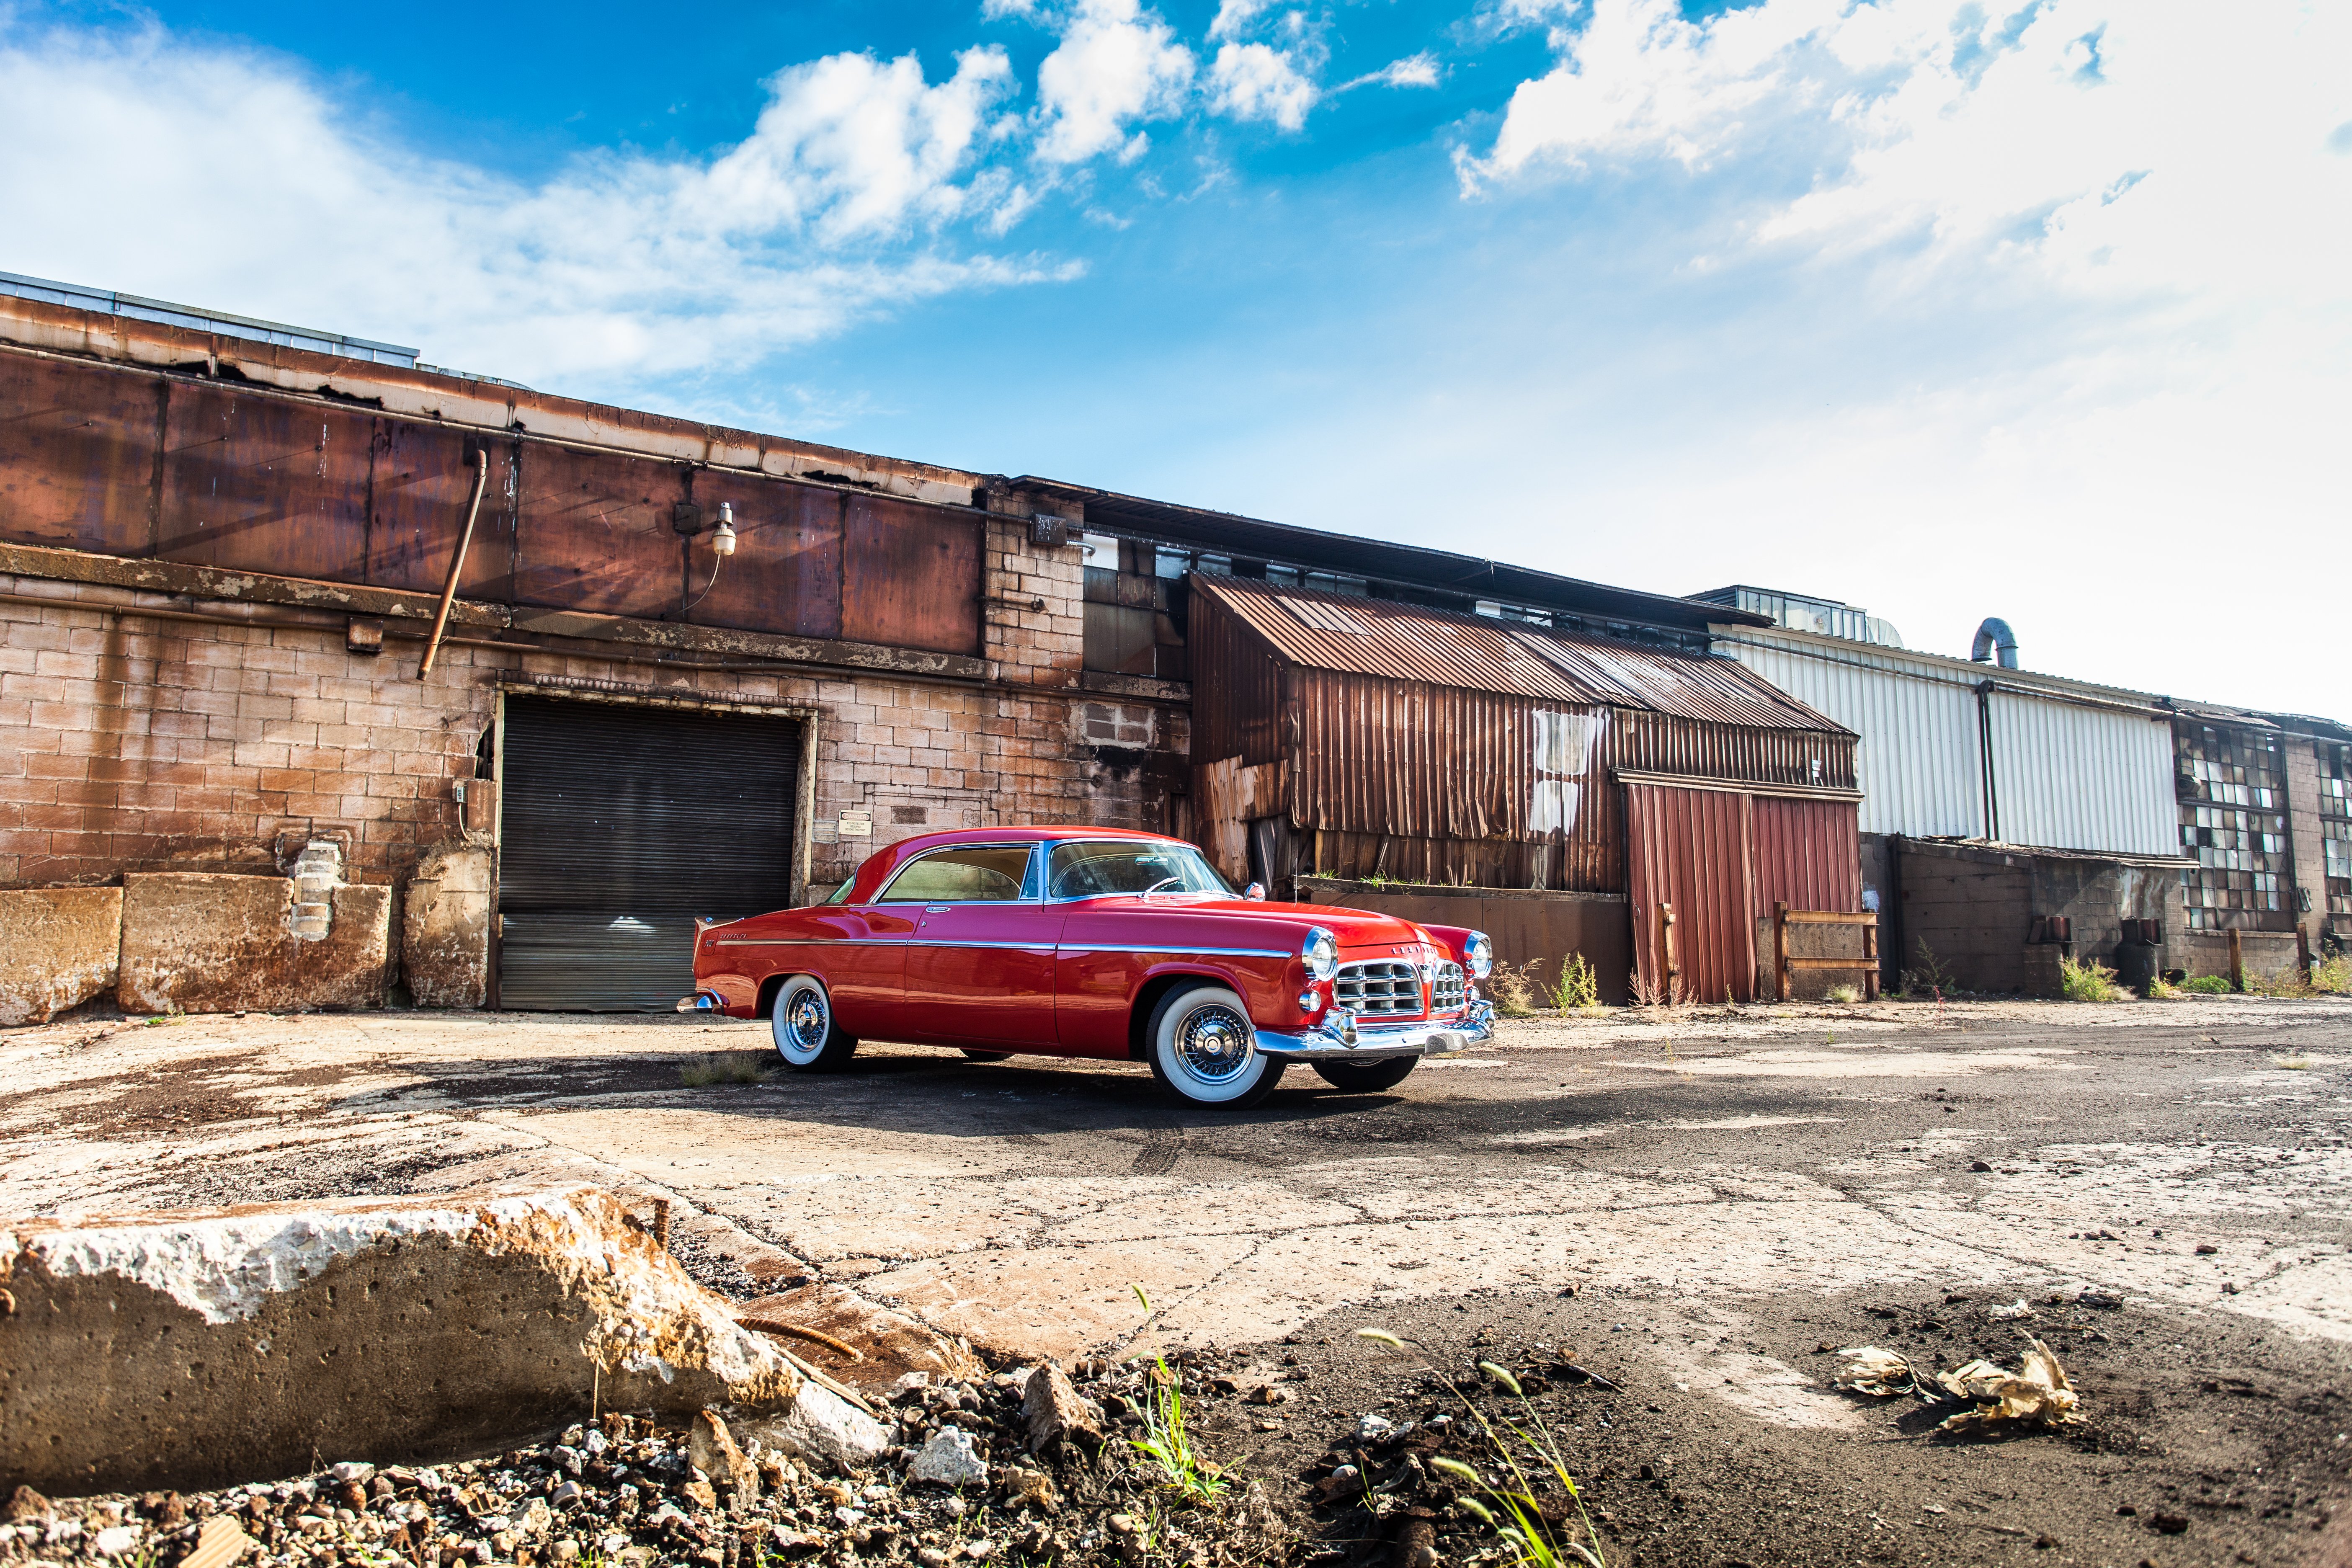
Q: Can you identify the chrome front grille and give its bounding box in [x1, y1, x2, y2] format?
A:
[1432, 962, 1466, 1013]
[1334, 961, 1424, 1017]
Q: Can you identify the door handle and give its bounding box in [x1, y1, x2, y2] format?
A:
[926, 905, 952, 914]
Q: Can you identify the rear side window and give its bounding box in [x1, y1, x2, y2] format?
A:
[877, 845, 1035, 903]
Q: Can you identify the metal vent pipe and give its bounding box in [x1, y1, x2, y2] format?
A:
[1971, 616, 2019, 670]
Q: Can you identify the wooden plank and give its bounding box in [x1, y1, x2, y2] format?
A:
[1787, 956, 1877, 970]
[1783, 910, 1877, 926]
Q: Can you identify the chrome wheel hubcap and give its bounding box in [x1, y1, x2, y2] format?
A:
[1176, 1004, 1252, 1083]
[786, 993, 828, 1051]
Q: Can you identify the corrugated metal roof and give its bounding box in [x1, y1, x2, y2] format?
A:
[1196, 575, 1848, 734]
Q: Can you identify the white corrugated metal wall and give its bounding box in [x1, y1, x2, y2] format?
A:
[1987, 691, 2177, 855]
[1715, 630, 2176, 856]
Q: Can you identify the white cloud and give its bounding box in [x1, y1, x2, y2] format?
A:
[1033, 0, 1197, 165]
[1208, 42, 1318, 131]
[1356, 52, 1442, 89]
[0, 23, 1070, 393]
[1208, 0, 1275, 43]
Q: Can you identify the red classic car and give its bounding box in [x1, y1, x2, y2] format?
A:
[679, 827, 1494, 1107]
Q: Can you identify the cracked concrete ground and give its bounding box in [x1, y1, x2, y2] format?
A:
[13, 994, 2351, 1565]
[6, 994, 2346, 1367]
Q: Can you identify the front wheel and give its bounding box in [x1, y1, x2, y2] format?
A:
[1312, 1056, 1418, 1093]
[771, 975, 858, 1072]
[1146, 983, 1286, 1109]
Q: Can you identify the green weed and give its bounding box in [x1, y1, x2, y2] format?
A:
[1126, 1287, 1229, 1504]
[1823, 982, 1862, 1006]
[1359, 1331, 1605, 1568]
[2181, 974, 2233, 995]
[2059, 955, 2129, 1003]
[1548, 954, 1602, 1014]
[2313, 952, 2352, 995]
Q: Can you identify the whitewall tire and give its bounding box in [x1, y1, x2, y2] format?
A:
[771, 975, 857, 1073]
[1146, 983, 1286, 1109]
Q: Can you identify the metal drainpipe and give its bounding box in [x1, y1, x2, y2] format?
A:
[1975, 679, 2001, 843]
[418, 447, 491, 680]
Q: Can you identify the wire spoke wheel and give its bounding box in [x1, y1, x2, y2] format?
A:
[1148, 983, 1285, 1108]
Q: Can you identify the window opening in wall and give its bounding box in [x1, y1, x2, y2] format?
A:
[2176, 724, 2291, 931]
[2321, 742, 2352, 920]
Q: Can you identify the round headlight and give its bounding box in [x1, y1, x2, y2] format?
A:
[1465, 931, 1493, 979]
[1303, 926, 1338, 982]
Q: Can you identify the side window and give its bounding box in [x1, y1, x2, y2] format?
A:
[877, 846, 1034, 903]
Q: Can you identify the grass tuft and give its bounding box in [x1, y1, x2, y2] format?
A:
[2180, 974, 2234, 995]
[1488, 960, 1540, 1019]
[678, 1052, 769, 1087]
[1823, 982, 1862, 1006]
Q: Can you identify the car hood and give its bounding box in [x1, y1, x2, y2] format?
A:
[1076, 896, 1444, 951]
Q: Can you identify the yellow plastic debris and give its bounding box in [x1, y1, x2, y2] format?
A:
[1933, 1338, 2082, 1434]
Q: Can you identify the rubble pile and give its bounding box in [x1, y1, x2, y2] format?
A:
[0, 1359, 1291, 1568]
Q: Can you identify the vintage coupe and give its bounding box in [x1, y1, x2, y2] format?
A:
[680, 827, 1494, 1107]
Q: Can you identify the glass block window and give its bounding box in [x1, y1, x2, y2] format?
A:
[2176, 723, 2291, 931]
[2323, 743, 2352, 918]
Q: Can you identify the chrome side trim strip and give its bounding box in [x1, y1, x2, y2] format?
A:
[1059, 944, 1292, 959]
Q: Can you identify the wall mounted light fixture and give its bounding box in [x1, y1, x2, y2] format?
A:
[712, 502, 738, 556]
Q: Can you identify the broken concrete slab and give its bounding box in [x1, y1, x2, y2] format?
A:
[400, 841, 491, 1009]
[0, 887, 122, 1026]
[117, 872, 390, 1014]
[0, 1184, 847, 1496]
[736, 1281, 985, 1395]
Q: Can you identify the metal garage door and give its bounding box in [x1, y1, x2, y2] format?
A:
[498, 696, 801, 1010]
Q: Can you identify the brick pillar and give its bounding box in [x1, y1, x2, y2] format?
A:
[980, 490, 1087, 826]
[2283, 735, 2328, 961]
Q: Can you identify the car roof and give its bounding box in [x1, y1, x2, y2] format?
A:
[880, 827, 1184, 848]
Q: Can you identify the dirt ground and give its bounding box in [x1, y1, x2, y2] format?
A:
[5, 993, 2350, 1566]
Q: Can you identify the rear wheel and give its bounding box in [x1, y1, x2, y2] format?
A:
[771, 975, 858, 1072]
[1312, 1056, 1418, 1093]
[1146, 983, 1286, 1109]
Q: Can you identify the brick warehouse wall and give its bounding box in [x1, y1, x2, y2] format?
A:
[1, 521, 1186, 921]
[0, 577, 493, 888]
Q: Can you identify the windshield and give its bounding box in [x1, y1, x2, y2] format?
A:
[1048, 841, 1234, 899]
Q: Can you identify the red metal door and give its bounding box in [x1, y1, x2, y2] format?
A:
[1625, 783, 1756, 1003]
[1751, 797, 1862, 914]
[903, 903, 1065, 1047]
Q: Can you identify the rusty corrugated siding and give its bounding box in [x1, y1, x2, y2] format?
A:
[1609, 711, 1857, 791]
[1751, 796, 1863, 913]
[1192, 575, 1846, 732]
[1626, 782, 1756, 1003]
[1188, 587, 1286, 766]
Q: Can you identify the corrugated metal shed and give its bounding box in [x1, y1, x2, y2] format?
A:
[1196, 578, 1844, 731]
[1712, 626, 2177, 857]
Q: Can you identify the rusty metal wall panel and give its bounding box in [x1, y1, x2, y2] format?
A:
[688, 473, 846, 640]
[840, 493, 980, 655]
[364, 425, 518, 599]
[1609, 710, 1857, 790]
[157, 382, 374, 580]
[1193, 575, 1845, 732]
[0, 352, 158, 554]
[511, 444, 688, 620]
[1751, 796, 1863, 914]
[1292, 670, 1533, 839]
[1187, 586, 1286, 766]
[1625, 782, 1756, 1003]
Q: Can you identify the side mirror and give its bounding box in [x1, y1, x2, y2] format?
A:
[1244, 882, 1266, 901]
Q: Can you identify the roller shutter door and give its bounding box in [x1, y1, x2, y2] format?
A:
[498, 696, 800, 1010]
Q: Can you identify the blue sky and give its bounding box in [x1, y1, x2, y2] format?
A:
[4, 0, 2348, 713]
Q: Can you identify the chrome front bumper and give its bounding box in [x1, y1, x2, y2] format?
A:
[1254, 1000, 1494, 1062]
